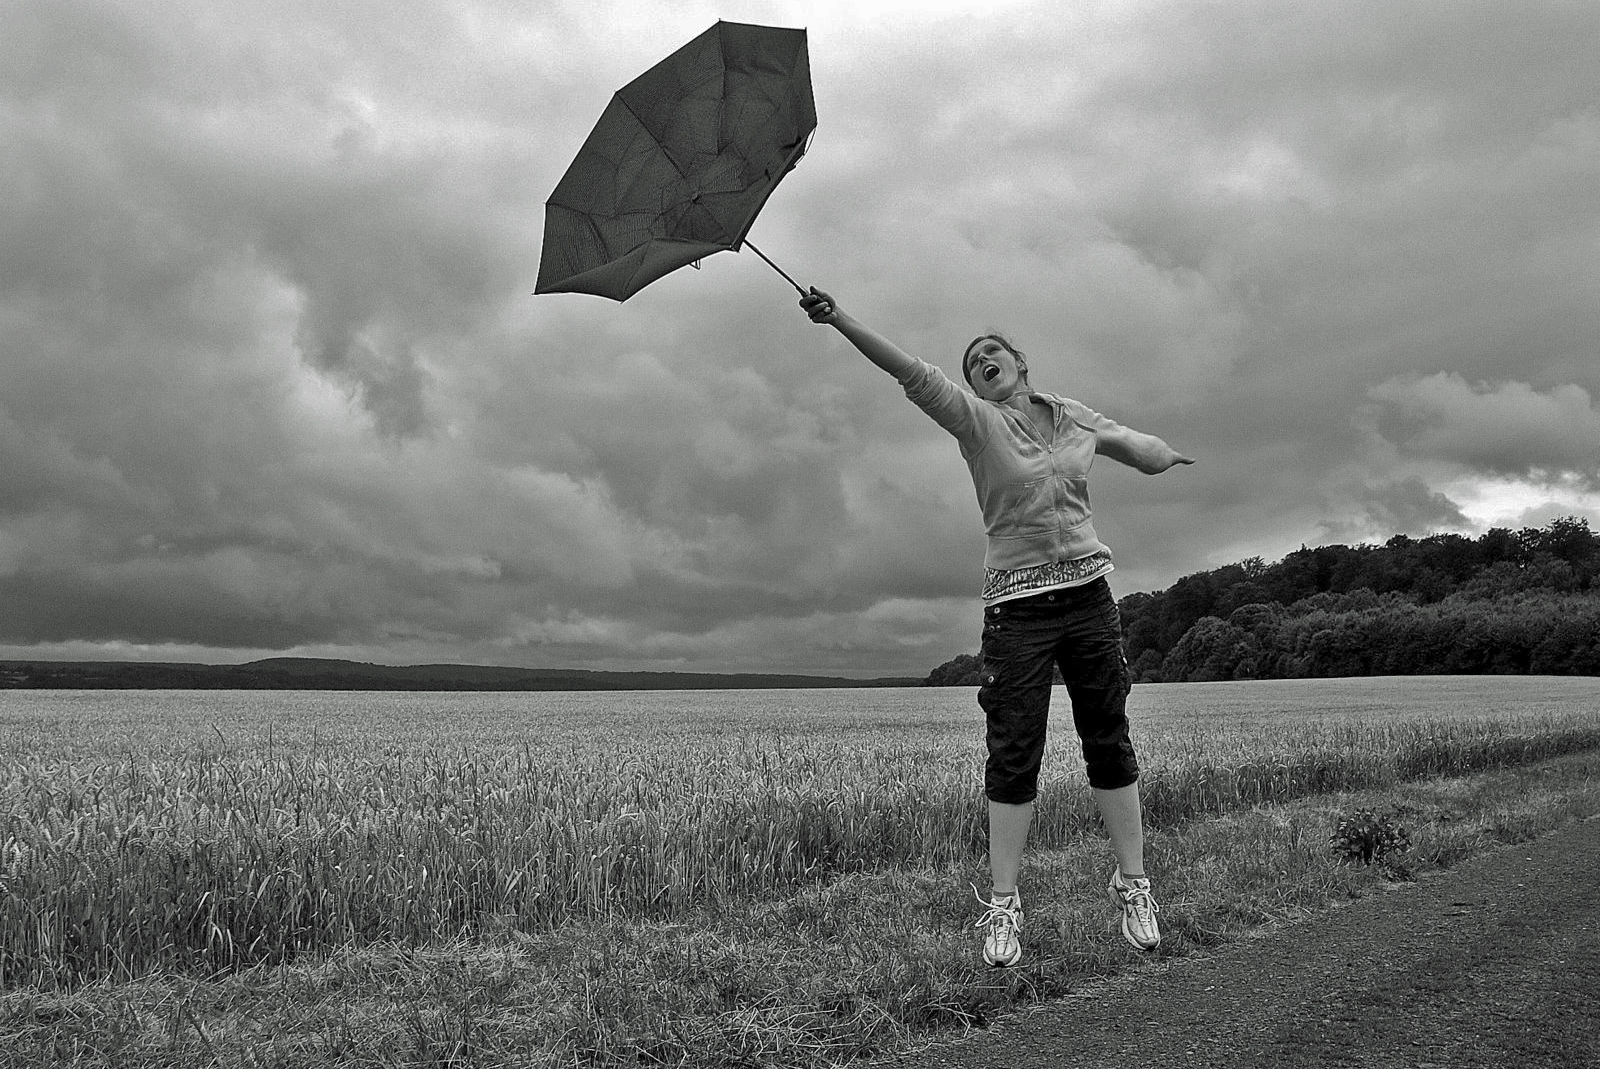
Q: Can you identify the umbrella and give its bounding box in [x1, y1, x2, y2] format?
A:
[535, 20, 815, 301]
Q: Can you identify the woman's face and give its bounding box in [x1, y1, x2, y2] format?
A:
[963, 337, 1027, 401]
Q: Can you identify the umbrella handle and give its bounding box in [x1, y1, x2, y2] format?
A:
[743, 240, 806, 296]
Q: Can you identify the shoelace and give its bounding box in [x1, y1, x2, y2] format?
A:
[1119, 881, 1161, 923]
[970, 885, 1021, 935]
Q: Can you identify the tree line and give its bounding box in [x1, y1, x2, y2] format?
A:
[925, 517, 1600, 684]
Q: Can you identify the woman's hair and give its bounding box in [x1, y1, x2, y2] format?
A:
[961, 333, 1028, 386]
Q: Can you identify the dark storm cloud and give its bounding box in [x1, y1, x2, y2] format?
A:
[3, 0, 1598, 674]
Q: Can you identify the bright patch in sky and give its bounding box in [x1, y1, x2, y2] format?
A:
[1447, 474, 1600, 530]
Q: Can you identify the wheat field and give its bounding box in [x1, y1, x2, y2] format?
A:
[4, 676, 1598, 993]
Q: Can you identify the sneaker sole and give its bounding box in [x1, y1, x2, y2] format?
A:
[984, 948, 1023, 968]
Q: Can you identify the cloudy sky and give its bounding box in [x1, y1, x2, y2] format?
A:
[4, 0, 1597, 677]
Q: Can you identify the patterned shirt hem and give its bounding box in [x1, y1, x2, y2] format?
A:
[981, 552, 1115, 606]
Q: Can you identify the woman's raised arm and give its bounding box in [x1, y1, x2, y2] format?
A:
[800, 287, 918, 379]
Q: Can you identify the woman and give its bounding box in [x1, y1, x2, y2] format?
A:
[799, 286, 1193, 967]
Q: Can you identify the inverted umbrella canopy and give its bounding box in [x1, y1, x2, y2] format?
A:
[535, 21, 816, 301]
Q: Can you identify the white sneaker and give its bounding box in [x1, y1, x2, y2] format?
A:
[972, 886, 1024, 968]
[1107, 866, 1161, 950]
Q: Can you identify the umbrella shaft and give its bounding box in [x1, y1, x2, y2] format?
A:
[744, 240, 805, 295]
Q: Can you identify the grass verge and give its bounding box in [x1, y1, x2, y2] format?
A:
[3, 749, 1597, 1069]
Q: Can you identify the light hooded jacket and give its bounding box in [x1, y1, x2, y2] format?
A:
[895, 358, 1174, 572]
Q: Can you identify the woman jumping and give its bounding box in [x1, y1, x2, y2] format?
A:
[799, 286, 1194, 967]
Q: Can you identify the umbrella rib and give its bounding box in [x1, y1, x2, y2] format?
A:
[613, 92, 728, 242]
[616, 94, 692, 184]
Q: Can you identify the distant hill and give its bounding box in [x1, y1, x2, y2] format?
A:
[0, 657, 920, 691]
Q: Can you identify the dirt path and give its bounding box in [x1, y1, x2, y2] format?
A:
[875, 815, 1600, 1069]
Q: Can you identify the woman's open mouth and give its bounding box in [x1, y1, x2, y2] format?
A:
[982, 365, 1000, 382]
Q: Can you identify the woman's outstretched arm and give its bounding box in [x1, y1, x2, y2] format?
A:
[1096, 423, 1196, 474]
[800, 287, 918, 379]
